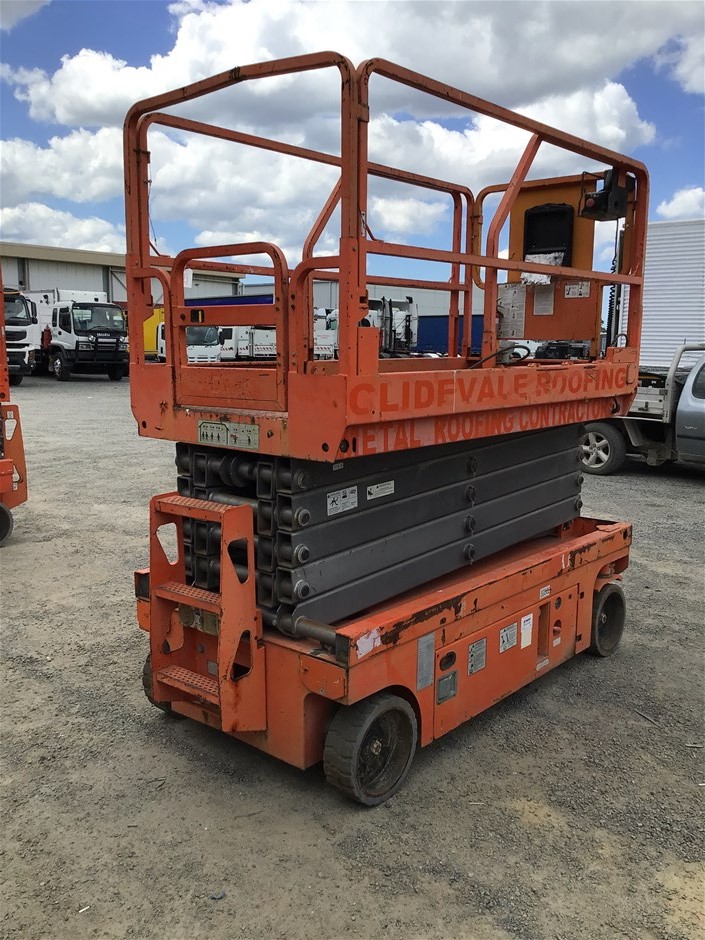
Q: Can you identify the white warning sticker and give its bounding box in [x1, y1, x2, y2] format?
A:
[499, 623, 518, 653]
[533, 284, 555, 316]
[326, 485, 358, 516]
[565, 281, 591, 299]
[468, 637, 487, 675]
[539, 585, 551, 600]
[367, 480, 394, 500]
[520, 613, 533, 649]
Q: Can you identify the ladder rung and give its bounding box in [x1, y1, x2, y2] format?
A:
[155, 581, 221, 613]
[156, 665, 219, 704]
[154, 494, 230, 521]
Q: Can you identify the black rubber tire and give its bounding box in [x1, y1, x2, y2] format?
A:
[323, 693, 417, 806]
[0, 503, 14, 547]
[142, 654, 182, 717]
[52, 352, 71, 382]
[107, 366, 123, 382]
[580, 422, 627, 475]
[8, 374, 23, 387]
[589, 582, 626, 657]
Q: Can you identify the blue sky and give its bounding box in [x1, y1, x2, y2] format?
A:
[0, 0, 703, 264]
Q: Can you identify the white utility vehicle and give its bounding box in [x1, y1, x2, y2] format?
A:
[24, 289, 128, 381]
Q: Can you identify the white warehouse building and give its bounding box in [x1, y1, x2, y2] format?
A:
[0, 242, 241, 303]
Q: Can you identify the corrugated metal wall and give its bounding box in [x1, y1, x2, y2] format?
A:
[28, 260, 104, 292]
[0, 257, 20, 285]
[640, 219, 705, 368]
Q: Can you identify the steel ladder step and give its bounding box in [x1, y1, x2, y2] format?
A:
[156, 665, 219, 704]
[154, 581, 221, 614]
[154, 493, 231, 523]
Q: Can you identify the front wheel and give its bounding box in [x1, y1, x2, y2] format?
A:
[52, 353, 71, 382]
[323, 693, 417, 806]
[589, 582, 626, 657]
[0, 504, 14, 546]
[8, 374, 23, 387]
[107, 365, 124, 382]
[580, 422, 626, 475]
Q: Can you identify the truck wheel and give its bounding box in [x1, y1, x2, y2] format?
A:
[580, 422, 626, 475]
[323, 693, 417, 806]
[107, 366, 123, 382]
[0, 504, 14, 547]
[142, 655, 182, 717]
[52, 353, 71, 382]
[8, 374, 23, 387]
[589, 583, 626, 657]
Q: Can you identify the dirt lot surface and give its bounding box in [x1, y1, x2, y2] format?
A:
[2, 376, 703, 940]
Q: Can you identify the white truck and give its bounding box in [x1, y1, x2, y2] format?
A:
[2, 287, 37, 385]
[156, 322, 222, 363]
[581, 219, 705, 474]
[24, 288, 129, 381]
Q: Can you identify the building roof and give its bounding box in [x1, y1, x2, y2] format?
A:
[1, 241, 126, 267]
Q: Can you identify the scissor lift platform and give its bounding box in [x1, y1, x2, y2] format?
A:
[138, 509, 630, 804]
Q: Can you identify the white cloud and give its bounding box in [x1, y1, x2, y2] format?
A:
[1, 128, 123, 205]
[0, 0, 700, 264]
[655, 34, 705, 94]
[656, 186, 705, 219]
[0, 203, 125, 252]
[0, 0, 50, 31]
[368, 197, 447, 235]
[2, 1, 703, 129]
[368, 82, 655, 193]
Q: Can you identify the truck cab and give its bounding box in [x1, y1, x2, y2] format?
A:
[156, 322, 222, 363]
[2, 289, 38, 386]
[50, 299, 128, 381]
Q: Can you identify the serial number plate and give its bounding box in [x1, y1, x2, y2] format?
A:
[198, 420, 260, 450]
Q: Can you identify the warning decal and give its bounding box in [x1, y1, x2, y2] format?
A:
[520, 613, 533, 649]
[367, 480, 395, 501]
[499, 623, 518, 653]
[468, 637, 487, 675]
[326, 486, 358, 516]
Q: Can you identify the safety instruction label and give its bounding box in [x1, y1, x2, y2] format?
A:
[367, 480, 395, 501]
[326, 485, 358, 516]
[468, 637, 487, 675]
[539, 585, 551, 599]
[198, 420, 260, 450]
[520, 613, 533, 649]
[499, 622, 518, 653]
[533, 284, 555, 316]
[565, 281, 591, 299]
[497, 284, 526, 338]
[417, 634, 435, 690]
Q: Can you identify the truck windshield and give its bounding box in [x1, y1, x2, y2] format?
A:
[186, 326, 219, 346]
[72, 304, 125, 333]
[3, 294, 32, 326]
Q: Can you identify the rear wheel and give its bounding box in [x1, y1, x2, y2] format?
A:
[52, 352, 71, 382]
[8, 374, 23, 387]
[323, 693, 417, 806]
[589, 583, 626, 657]
[0, 504, 14, 546]
[580, 422, 626, 475]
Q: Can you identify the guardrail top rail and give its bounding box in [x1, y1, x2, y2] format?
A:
[124, 52, 648, 462]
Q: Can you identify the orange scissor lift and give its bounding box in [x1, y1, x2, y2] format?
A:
[126, 54, 646, 804]
[0, 274, 28, 546]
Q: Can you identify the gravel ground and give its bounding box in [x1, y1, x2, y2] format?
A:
[1, 375, 703, 940]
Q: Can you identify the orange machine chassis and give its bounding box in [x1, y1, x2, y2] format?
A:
[124, 53, 648, 462]
[138, 506, 631, 803]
